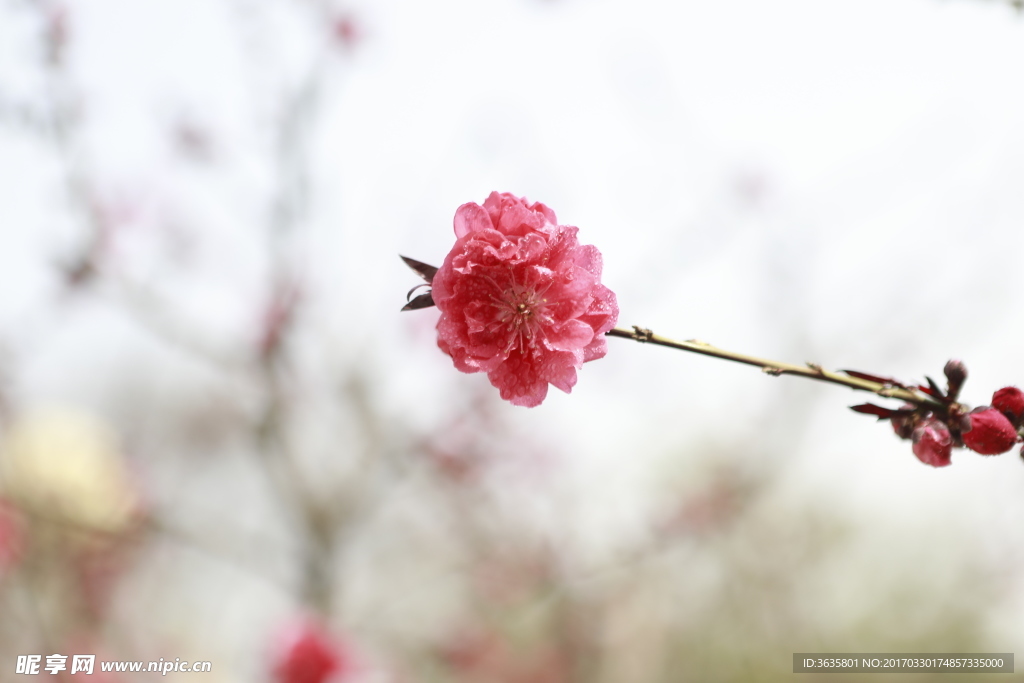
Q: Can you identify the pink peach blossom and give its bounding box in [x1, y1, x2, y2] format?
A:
[432, 192, 618, 407]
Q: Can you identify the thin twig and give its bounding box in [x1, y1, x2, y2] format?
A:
[607, 326, 942, 409]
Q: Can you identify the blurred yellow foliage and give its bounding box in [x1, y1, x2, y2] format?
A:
[0, 408, 139, 534]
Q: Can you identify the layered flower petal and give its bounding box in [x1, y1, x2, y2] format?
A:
[453, 202, 493, 238]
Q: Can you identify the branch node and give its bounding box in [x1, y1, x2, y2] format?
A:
[762, 366, 784, 377]
[632, 326, 654, 343]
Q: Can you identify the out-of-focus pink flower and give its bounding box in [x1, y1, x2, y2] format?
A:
[331, 14, 362, 50]
[911, 417, 952, 467]
[75, 537, 138, 620]
[173, 119, 216, 162]
[992, 386, 1024, 424]
[259, 279, 302, 361]
[45, 5, 69, 66]
[432, 192, 618, 407]
[0, 500, 24, 573]
[272, 620, 353, 683]
[962, 407, 1019, 455]
[439, 627, 570, 683]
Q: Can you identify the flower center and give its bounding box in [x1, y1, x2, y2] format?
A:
[499, 288, 548, 352]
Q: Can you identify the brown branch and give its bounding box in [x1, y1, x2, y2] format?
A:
[607, 326, 943, 409]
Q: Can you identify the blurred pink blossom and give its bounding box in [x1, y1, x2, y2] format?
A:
[439, 627, 570, 683]
[172, 119, 217, 162]
[0, 500, 24, 573]
[45, 4, 69, 66]
[272, 620, 354, 683]
[432, 192, 617, 407]
[330, 14, 362, 50]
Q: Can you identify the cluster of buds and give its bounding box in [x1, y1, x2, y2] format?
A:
[851, 360, 1024, 467]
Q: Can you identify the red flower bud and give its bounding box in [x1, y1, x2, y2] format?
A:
[992, 386, 1024, 422]
[962, 407, 1019, 455]
[911, 418, 952, 467]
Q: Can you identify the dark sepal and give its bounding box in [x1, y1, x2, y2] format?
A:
[850, 403, 901, 420]
[401, 291, 435, 311]
[916, 378, 946, 399]
[840, 370, 910, 390]
[400, 255, 438, 283]
[923, 376, 946, 400]
[406, 282, 430, 301]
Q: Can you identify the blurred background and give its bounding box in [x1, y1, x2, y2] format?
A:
[2, 0, 1024, 680]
